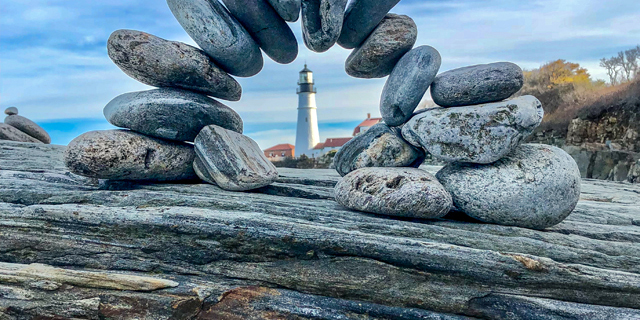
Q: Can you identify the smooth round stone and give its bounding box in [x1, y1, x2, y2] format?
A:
[402, 96, 544, 164]
[380, 46, 442, 127]
[267, 0, 301, 22]
[335, 167, 452, 219]
[167, 0, 263, 77]
[4, 115, 51, 144]
[345, 14, 417, 79]
[104, 88, 243, 142]
[0, 123, 43, 144]
[436, 144, 581, 229]
[64, 130, 197, 181]
[195, 125, 278, 191]
[334, 123, 425, 177]
[337, 0, 401, 49]
[431, 62, 524, 107]
[222, 0, 298, 64]
[301, 0, 348, 53]
[4, 107, 18, 116]
[108, 30, 241, 101]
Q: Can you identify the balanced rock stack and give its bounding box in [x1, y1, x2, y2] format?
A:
[0, 107, 51, 144]
[335, 59, 582, 229]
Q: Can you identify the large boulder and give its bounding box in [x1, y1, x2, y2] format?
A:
[402, 95, 544, 164]
[107, 29, 242, 101]
[167, 0, 263, 77]
[334, 123, 425, 176]
[436, 144, 581, 230]
[345, 14, 417, 79]
[64, 130, 197, 181]
[4, 115, 51, 144]
[194, 125, 278, 191]
[104, 88, 243, 142]
[335, 167, 452, 219]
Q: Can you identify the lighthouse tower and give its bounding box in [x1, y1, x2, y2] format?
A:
[295, 64, 320, 158]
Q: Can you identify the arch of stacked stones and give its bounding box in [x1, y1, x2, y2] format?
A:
[64, 0, 581, 230]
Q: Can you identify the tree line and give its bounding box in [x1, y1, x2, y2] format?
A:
[600, 45, 640, 85]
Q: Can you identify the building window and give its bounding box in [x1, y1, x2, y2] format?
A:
[269, 152, 274, 157]
[281, 152, 285, 156]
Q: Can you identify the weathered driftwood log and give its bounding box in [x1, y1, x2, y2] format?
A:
[0, 140, 639, 319]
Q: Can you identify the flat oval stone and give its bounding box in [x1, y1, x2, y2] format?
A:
[431, 62, 524, 107]
[337, 0, 401, 49]
[402, 96, 544, 164]
[0, 124, 43, 144]
[64, 130, 197, 181]
[334, 123, 425, 177]
[4, 107, 18, 116]
[301, 0, 348, 53]
[267, 0, 301, 22]
[104, 88, 243, 142]
[108, 30, 241, 101]
[335, 167, 452, 219]
[195, 125, 278, 191]
[380, 46, 442, 127]
[222, 0, 298, 64]
[436, 144, 581, 229]
[167, 0, 263, 77]
[4, 115, 51, 144]
[193, 156, 217, 185]
[345, 14, 417, 79]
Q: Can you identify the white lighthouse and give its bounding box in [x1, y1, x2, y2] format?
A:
[295, 64, 320, 158]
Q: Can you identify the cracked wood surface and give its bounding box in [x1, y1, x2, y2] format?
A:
[0, 140, 639, 319]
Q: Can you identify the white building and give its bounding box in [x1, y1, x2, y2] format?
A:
[294, 65, 320, 158]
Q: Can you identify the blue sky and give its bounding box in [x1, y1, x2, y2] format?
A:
[2, 0, 639, 148]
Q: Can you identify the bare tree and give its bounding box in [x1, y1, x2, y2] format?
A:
[600, 57, 621, 85]
[601, 45, 640, 85]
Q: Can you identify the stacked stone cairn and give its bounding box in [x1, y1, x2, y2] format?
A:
[1, 108, 51, 144]
[60, 0, 581, 229]
[334, 53, 582, 230]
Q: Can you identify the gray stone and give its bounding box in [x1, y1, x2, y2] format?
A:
[3, 139, 640, 318]
[63, 130, 197, 181]
[345, 14, 417, 79]
[301, 0, 348, 53]
[195, 125, 278, 191]
[380, 46, 441, 127]
[103, 88, 243, 142]
[431, 62, 524, 107]
[167, 0, 263, 77]
[4, 115, 51, 144]
[4, 107, 18, 115]
[267, 0, 301, 22]
[402, 95, 544, 164]
[107, 29, 242, 101]
[0, 123, 42, 144]
[222, 0, 298, 64]
[335, 167, 452, 219]
[337, 0, 401, 49]
[437, 144, 582, 230]
[334, 123, 425, 176]
[193, 156, 217, 185]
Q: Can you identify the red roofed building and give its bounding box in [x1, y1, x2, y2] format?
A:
[353, 113, 382, 136]
[264, 144, 295, 161]
[313, 137, 352, 156]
